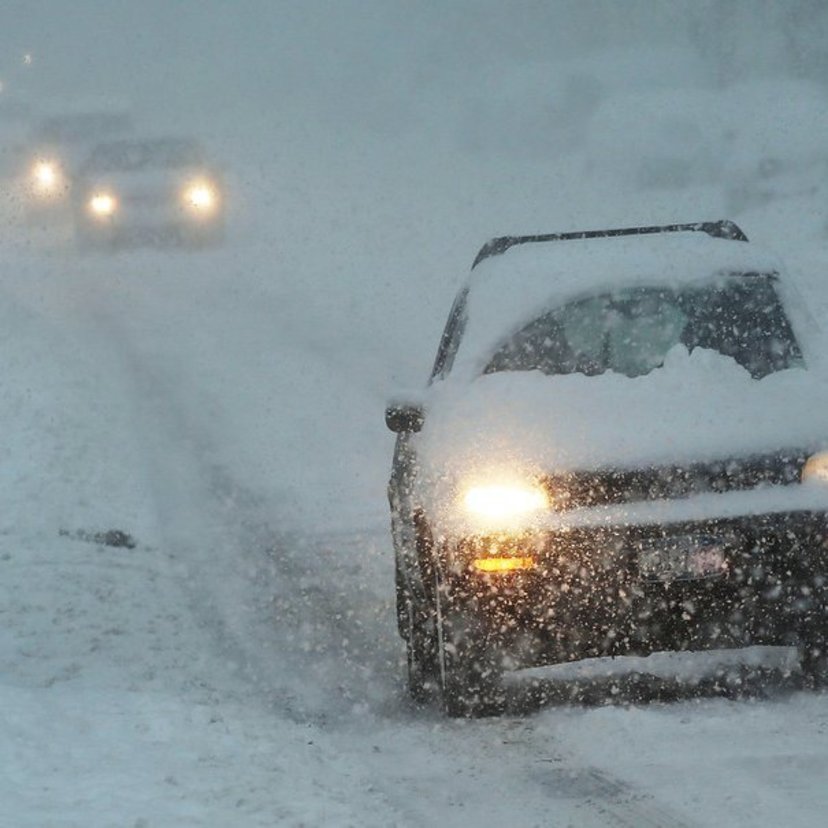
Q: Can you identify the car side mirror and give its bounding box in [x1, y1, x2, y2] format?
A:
[385, 402, 425, 433]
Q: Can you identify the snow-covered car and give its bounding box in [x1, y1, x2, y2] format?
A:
[72, 137, 224, 249]
[23, 107, 133, 218]
[386, 220, 828, 716]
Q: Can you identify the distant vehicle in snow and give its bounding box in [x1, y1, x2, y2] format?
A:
[22, 105, 133, 219]
[72, 137, 225, 249]
[386, 220, 828, 716]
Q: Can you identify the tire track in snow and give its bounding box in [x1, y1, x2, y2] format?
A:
[540, 766, 692, 828]
[498, 719, 695, 828]
[74, 304, 422, 824]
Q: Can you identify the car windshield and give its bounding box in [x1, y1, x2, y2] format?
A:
[484, 274, 803, 380]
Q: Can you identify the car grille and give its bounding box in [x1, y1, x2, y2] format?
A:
[540, 449, 808, 511]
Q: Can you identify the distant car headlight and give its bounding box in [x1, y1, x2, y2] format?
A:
[802, 451, 828, 484]
[31, 160, 63, 195]
[88, 192, 117, 218]
[183, 180, 218, 213]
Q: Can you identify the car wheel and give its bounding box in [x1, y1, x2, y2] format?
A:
[396, 560, 438, 703]
[405, 596, 439, 703]
[437, 590, 504, 717]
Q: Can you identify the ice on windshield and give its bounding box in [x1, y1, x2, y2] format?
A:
[485, 275, 803, 380]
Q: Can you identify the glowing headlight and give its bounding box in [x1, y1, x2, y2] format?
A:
[183, 180, 218, 212]
[802, 451, 828, 484]
[31, 160, 61, 194]
[89, 193, 117, 217]
[462, 483, 549, 522]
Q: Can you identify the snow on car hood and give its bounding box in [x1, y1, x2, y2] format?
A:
[417, 345, 828, 536]
[417, 344, 828, 529]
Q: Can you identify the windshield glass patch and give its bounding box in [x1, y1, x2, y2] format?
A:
[484, 275, 803, 380]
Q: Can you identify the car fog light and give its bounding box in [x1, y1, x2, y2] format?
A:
[802, 451, 828, 484]
[472, 556, 535, 573]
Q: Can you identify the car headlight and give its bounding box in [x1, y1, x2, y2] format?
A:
[183, 180, 218, 212]
[802, 451, 828, 484]
[89, 192, 117, 218]
[463, 483, 549, 520]
[456, 481, 548, 571]
[31, 160, 62, 195]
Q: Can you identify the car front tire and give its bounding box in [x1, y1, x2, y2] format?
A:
[405, 595, 439, 703]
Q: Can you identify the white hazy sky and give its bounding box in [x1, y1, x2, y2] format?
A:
[3, 1, 822, 136]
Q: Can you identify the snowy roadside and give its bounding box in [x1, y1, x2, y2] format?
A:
[0, 273, 409, 827]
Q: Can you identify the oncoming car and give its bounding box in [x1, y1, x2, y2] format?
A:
[386, 220, 828, 716]
[72, 137, 224, 248]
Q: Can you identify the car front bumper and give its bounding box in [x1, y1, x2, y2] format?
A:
[439, 510, 828, 667]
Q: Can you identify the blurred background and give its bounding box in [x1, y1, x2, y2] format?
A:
[2, 0, 828, 528]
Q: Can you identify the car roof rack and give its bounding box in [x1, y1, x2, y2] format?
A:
[471, 220, 748, 269]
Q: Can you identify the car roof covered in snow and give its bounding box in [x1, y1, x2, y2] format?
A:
[451, 227, 784, 378]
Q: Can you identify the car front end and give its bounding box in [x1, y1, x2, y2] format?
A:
[73, 139, 225, 249]
[433, 456, 828, 672]
[76, 170, 224, 248]
[388, 221, 828, 716]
